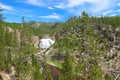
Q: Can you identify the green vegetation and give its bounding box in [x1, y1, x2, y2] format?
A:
[47, 59, 62, 70]
[0, 10, 120, 80]
[0, 7, 4, 21]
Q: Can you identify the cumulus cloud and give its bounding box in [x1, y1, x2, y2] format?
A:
[0, 3, 14, 10]
[39, 13, 61, 19]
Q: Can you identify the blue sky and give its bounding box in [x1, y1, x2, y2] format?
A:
[0, 0, 120, 23]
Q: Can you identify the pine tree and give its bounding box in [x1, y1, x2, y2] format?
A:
[60, 53, 74, 80]
[32, 55, 43, 80]
[0, 7, 5, 21]
[81, 11, 89, 23]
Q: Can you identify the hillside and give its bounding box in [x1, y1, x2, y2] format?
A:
[0, 13, 120, 80]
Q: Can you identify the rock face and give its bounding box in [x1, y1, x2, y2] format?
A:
[6, 27, 14, 33]
[55, 24, 120, 79]
[49, 65, 61, 80]
[4, 27, 22, 45]
[31, 36, 39, 48]
[15, 30, 21, 46]
[100, 46, 120, 78]
[0, 71, 10, 80]
[0, 66, 16, 80]
[35, 52, 62, 80]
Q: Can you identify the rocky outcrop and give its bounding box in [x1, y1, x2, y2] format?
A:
[55, 26, 81, 40]
[15, 30, 22, 46]
[0, 66, 16, 80]
[31, 36, 39, 48]
[0, 71, 10, 80]
[55, 24, 120, 79]
[100, 46, 120, 78]
[4, 26, 22, 45]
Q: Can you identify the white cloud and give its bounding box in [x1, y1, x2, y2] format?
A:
[22, 0, 112, 16]
[26, 15, 34, 17]
[116, 9, 120, 12]
[55, 0, 96, 9]
[47, 6, 54, 10]
[67, 0, 96, 7]
[90, 0, 111, 13]
[39, 13, 61, 19]
[23, 0, 65, 8]
[102, 10, 113, 16]
[109, 14, 116, 16]
[54, 0, 114, 17]
[14, 0, 120, 17]
[24, 0, 43, 6]
[55, 4, 65, 9]
[0, 3, 14, 10]
[118, 3, 120, 6]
